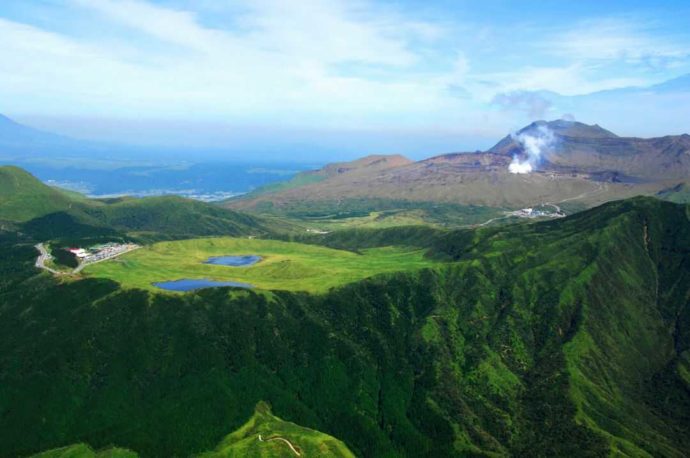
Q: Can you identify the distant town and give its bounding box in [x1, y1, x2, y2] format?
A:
[509, 207, 566, 219]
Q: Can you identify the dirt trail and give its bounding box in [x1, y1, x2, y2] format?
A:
[258, 434, 301, 456]
[552, 182, 609, 205]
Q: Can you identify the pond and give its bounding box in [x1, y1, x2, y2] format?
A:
[153, 278, 253, 292]
[203, 255, 262, 267]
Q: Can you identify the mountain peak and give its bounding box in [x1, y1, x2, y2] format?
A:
[518, 119, 618, 138]
[319, 154, 412, 177]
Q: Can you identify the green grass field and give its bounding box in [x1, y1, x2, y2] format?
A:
[85, 237, 438, 293]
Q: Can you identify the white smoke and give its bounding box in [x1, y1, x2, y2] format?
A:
[508, 124, 556, 174]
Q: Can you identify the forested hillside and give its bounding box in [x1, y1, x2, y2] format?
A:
[30, 402, 354, 457]
[0, 197, 688, 457]
[0, 165, 272, 242]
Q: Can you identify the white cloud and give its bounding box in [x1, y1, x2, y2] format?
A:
[0, 0, 461, 123]
[2, 1, 690, 145]
[545, 18, 690, 64]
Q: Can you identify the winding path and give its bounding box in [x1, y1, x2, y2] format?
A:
[34, 243, 62, 275]
[470, 182, 610, 228]
[258, 434, 301, 456]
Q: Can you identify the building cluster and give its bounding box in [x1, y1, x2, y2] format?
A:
[68, 243, 138, 263]
[510, 208, 566, 219]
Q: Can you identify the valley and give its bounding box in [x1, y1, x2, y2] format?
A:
[84, 237, 438, 293]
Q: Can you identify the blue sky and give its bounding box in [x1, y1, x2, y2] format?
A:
[1, 0, 690, 159]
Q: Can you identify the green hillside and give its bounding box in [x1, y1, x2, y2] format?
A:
[80, 195, 270, 239]
[30, 444, 137, 458]
[30, 402, 354, 458]
[1, 197, 688, 457]
[0, 166, 272, 241]
[0, 166, 73, 222]
[200, 401, 355, 457]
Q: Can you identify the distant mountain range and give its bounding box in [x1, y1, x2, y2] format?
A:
[228, 119, 690, 211]
[0, 114, 96, 156]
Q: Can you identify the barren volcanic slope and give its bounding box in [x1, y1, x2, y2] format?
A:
[228, 120, 690, 211]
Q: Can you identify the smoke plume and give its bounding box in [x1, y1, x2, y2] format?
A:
[508, 124, 555, 174]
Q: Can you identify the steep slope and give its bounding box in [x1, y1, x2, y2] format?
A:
[0, 198, 688, 457]
[200, 401, 355, 457]
[429, 197, 690, 456]
[491, 120, 690, 180]
[241, 154, 411, 201]
[228, 121, 689, 213]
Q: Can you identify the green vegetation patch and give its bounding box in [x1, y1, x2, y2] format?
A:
[31, 402, 354, 458]
[85, 236, 438, 293]
[200, 401, 355, 458]
[30, 443, 137, 458]
[241, 197, 506, 230]
[0, 166, 73, 222]
[246, 172, 327, 198]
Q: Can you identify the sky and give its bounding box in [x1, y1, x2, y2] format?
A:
[2, 0, 690, 160]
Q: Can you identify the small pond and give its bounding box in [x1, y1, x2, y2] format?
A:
[153, 278, 253, 292]
[203, 255, 262, 267]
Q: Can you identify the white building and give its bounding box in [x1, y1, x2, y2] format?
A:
[68, 248, 89, 258]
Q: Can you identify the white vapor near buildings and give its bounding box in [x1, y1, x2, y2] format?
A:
[508, 125, 556, 174]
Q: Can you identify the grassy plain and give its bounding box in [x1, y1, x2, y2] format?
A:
[85, 236, 438, 293]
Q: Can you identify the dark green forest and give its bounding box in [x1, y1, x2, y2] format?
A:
[1, 195, 689, 457]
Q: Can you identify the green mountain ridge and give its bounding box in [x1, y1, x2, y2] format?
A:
[0, 194, 688, 456]
[30, 402, 354, 458]
[0, 165, 272, 241]
[0, 166, 75, 222]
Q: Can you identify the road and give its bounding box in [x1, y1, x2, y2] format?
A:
[35, 243, 141, 275]
[34, 243, 62, 275]
[550, 182, 609, 206]
[470, 182, 609, 229]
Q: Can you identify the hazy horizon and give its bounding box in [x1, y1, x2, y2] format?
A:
[2, 0, 690, 161]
